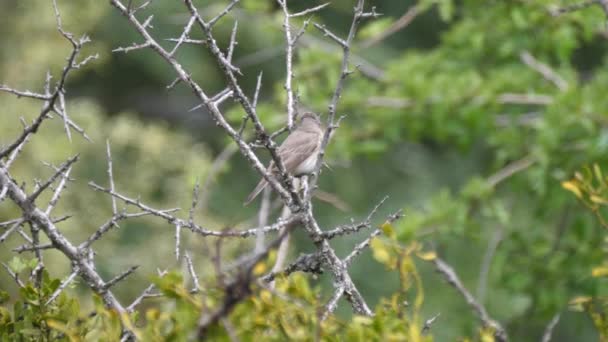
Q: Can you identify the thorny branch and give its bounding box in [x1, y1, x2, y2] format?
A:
[432, 257, 508, 341]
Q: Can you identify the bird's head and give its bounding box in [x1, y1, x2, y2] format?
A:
[299, 112, 321, 127]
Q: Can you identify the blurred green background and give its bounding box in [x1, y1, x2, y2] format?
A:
[2, 0, 608, 340]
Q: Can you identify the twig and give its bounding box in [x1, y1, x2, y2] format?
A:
[343, 210, 404, 267]
[45, 166, 72, 215]
[261, 252, 323, 283]
[476, 226, 504, 303]
[106, 141, 118, 215]
[227, 20, 239, 63]
[2, 262, 25, 288]
[497, 93, 553, 105]
[0, 86, 50, 100]
[0, 219, 24, 243]
[185, 251, 201, 292]
[175, 223, 182, 261]
[289, 3, 330, 17]
[27, 155, 79, 204]
[46, 270, 79, 305]
[343, 229, 382, 267]
[421, 312, 441, 334]
[269, 205, 292, 287]
[520, 51, 568, 91]
[321, 196, 389, 239]
[549, 0, 601, 16]
[487, 155, 536, 188]
[13, 243, 54, 254]
[432, 257, 508, 341]
[255, 186, 271, 253]
[208, 0, 240, 27]
[89, 181, 300, 238]
[104, 265, 139, 289]
[277, 0, 298, 129]
[541, 313, 561, 342]
[361, 5, 419, 48]
[127, 269, 168, 312]
[321, 287, 344, 321]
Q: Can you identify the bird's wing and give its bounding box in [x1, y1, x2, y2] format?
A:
[278, 131, 320, 173]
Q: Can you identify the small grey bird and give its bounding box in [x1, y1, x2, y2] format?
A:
[244, 112, 323, 205]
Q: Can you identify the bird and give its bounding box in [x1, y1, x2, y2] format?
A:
[244, 112, 323, 205]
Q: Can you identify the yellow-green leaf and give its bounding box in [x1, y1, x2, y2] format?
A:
[381, 221, 396, 240]
[370, 237, 391, 265]
[253, 262, 267, 276]
[590, 195, 608, 204]
[592, 266, 608, 277]
[562, 180, 583, 199]
[416, 251, 437, 261]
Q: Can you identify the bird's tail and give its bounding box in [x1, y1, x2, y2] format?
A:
[244, 178, 268, 206]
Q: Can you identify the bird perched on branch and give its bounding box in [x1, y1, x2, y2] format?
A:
[244, 112, 323, 205]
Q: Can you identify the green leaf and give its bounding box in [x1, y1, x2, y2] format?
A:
[8, 256, 27, 274]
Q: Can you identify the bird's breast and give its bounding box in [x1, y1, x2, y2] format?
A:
[295, 152, 318, 175]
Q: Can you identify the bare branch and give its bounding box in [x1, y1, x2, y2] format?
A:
[169, 15, 197, 56]
[520, 51, 568, 91]
[127, 269, 168, 312]
[255, 186, 271, 253]
[432, 257, 508, 341]
[0, 85, 50, 100]
[487, 155, 536, 188]
[0, 219, 24, 243]
[269, 205, 292, 287]
[549, 0, 601, 16]
[112, 41, 151, 53]
[79, 211, 164, 249]
[175, 223, 182, 261]
[0, 111, 51, 160]
[27, 155, 79, 204]
[46, 270, 79, 305]
[343, 229, 382, 267]
[93, 181, 303, 238]
[45, 166, 72, 215]
[321, 287, 344, 321]
[208, 0, 240, 27]
[185, 251, 201, 292]
[290, 3, 330, 18]
[343, 210, 404, 267]
[13, 243, 54, 254]
[57, 93, 72, 142]
[277, 0, 297, 129]
[227, 20, 239, 63]
[361, 5, 419, 48]
[476, 226, 504, 303]
[105, 265, 139, 289]
[106, 140, 118, 215]
[321, 196, 389, 239]
[2, 262, 25, 288]
[541, 313, 561, 342]
[313, 23, 347, 48]
[497, 93, 553, 105]
[261, 251, 323, 283]
[421, 313, 441, 334]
